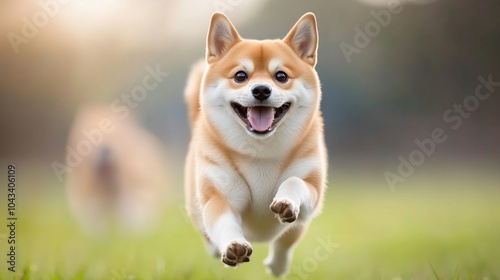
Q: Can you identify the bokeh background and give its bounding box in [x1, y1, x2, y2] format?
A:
[1, 0, 499, 279]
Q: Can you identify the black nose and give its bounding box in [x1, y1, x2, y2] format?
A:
[252, 85, 271, 101]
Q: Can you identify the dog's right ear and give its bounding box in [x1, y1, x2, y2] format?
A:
[206, 12, 241, 63]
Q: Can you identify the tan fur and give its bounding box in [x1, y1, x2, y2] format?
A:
[184, 12, 327, 276]
[199, 178, 230, 227]
[184, 60, 206, 127]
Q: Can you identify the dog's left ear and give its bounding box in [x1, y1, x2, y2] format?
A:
[206, 12, 241, 63]
[283, 13, 318, 67]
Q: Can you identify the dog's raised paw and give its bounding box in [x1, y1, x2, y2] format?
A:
[270, 199, 299, 223]
[221, 241, 253, 267]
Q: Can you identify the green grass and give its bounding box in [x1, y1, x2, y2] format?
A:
[1, 174, 500, 279]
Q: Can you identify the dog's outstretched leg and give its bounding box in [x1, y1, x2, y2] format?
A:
[200, 179, 252, 267]
[266, 176, 320, 276]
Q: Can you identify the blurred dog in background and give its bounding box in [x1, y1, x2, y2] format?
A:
[66, 106, 169, 235]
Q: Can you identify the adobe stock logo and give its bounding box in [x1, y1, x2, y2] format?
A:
[7, 0, 73, 54]
[288, 236, 339, 280]
[385, 74, 500, 191]
[339, 0, 404, 63]
[340, 0, 435, 63]
[213, 0, 244, 12]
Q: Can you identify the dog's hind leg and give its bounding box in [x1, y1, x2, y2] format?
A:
[264, 224, 306, 277]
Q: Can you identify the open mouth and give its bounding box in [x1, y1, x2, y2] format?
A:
[231, 102, 291, 134]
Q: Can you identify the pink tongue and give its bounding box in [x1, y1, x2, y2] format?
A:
[248, 107, 274, 132]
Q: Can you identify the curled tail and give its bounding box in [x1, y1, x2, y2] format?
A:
[184, 59, 206, 128]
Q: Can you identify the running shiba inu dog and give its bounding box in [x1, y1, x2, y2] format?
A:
[184, 12, 327, 277]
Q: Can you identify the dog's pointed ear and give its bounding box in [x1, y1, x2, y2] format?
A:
[283, 13, 318, 67]
[206, 12, 241, 63]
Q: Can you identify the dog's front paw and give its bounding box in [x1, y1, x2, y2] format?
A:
[270, 198, 299, 223]
[221, 241, 253, 267]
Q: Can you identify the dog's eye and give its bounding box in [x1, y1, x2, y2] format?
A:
[234, 71, 248, 83]
[275, 71, 288, 83]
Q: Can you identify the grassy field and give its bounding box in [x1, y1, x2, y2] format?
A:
[1, 173, 500, 280]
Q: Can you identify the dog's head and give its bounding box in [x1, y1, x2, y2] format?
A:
[201, 12, 321, 145]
